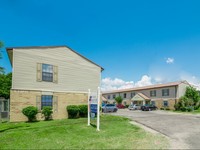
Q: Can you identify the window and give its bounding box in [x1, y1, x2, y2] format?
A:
[124, 93, 127, 98]
[113, 95, 116, 99]
[131, 92, 136, 98]
[151, 101, 156, 106]
[41, 95, 53, 109]
[150, 90, 157, 97]
[3, 101, 8, 111]
[162, 89, 169, 96]
[42, 64, 53, 82]
[108, 95, 111, 99]
[163, 101, 168, 107]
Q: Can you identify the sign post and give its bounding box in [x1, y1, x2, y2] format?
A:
[88, 89, 91, 126]
[87, 87, 101, 131]
[97, 87, 100, 131]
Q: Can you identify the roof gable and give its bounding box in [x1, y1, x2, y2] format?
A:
[6, 45, 104, 71]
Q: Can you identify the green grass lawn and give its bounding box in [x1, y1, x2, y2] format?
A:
[0, 115, 169, 149]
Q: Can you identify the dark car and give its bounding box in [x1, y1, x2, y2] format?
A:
[141, 104, 157, 111]
[102, 104, 118, 113]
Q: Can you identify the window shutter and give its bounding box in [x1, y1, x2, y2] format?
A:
[53, 96, 58, 112]
[37, 63, 42, 82]
[53, 65, 58, 83]
[36, 96, 41, 111]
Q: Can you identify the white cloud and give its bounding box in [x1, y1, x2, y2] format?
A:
[166, 58, 174, 64]
[101, 75, 153, 91]
[135, 75, 153, 87]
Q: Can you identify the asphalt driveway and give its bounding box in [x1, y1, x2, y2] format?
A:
[110, 109, 200, 149]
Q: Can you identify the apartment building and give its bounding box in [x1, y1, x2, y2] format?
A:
[7, 46, 103, 122]
[102, 81, 190, 109]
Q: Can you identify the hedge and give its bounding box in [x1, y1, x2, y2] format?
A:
[67, 105, 88, 119]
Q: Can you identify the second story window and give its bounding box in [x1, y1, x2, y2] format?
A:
[124, 93, 127, 98]
[113, 95, 116, 99]
[42, 64, 53, 82]
[162, 89, 169, 96]
[108, 95, 111, 99]
[131, 92, 136, 98]
[37, 63, 58, 83]
[150, 90, 156, 97]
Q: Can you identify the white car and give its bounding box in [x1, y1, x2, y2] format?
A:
[128, 104, 141, 110]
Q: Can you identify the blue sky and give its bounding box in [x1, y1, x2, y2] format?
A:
[1, 0, 200, 90]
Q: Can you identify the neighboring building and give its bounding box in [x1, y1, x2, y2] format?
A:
[102, 81, 190, 110]
[6, 46, 103, 122]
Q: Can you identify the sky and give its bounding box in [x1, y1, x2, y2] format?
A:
[1, 0, 200, 91]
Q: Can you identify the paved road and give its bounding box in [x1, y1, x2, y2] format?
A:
[110, 109, 200, 149]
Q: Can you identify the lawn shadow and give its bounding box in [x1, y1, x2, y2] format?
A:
[90, 123, 97, 128]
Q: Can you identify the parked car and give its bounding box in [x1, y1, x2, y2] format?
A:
[128, 104, 141, 110]
[141, 104, 157, 111]
[102, 104, 118, 113]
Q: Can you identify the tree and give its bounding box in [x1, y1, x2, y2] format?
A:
[115, 96, 123, 104]
[0, 41, 4, 74]
[0, 73, 12, 98]
[175, 86, 200, 111]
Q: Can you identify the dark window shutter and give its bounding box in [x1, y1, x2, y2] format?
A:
[37, 63, 42, 82]
[36, 96, 41, 111]
[53, 66, 58, 83]
[53, 96, 58, 112]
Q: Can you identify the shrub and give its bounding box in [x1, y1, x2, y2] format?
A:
[174, 103, 180, 111]
[186, 106, 194, 112]
[22, 106, 38, 122]
[180, 107, 187, 112]
[67, 105, 80, 119]
[116, 104, 125, 109]
[165, 108, 170, 111]
[78, 105, 88, 118]
[125, 105, 129, 108]
[160, 107, 165, 110]
[42, 106, 53, 121]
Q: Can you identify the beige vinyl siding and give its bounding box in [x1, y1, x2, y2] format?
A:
[177, 83, 189, 99]
[12, 47, 101, 92]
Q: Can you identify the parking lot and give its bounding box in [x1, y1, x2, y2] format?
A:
[110, 109, 200, 149]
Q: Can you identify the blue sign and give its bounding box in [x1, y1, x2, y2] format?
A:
[90, 104, 97, 113]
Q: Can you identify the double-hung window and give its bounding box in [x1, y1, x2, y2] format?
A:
[41, 95, 53, 109]
[42, 64, 53, 82]
[150, 90, 157, 97]
[162, 89, 169, 96]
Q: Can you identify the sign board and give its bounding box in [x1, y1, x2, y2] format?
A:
[90, 104, 97, 113]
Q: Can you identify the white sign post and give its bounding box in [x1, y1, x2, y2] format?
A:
[88, 89, 91, 126]
[87, 87, 100, 131]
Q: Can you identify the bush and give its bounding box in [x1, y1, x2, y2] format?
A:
[67, 105, 80, 119]
[116, 104, 125, 109]
[125, 105, 129, 108]
[22, 106, 38, 122]
[78, 105, 88, 118]
[180, 107, 187, 112]
[165, 108, 170, 111]
[160, 107, 165, 110]
[42, 106, 53, 121]
[186, 106, 194, 112]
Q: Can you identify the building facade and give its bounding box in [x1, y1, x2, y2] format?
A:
[7, 46, 103, 122]
[102, 81, 190, 110]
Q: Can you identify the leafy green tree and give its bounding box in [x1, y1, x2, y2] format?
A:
[0, 73, 12, 98]
[115, 96, 123, 104]
[176, 86, 200, 111]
